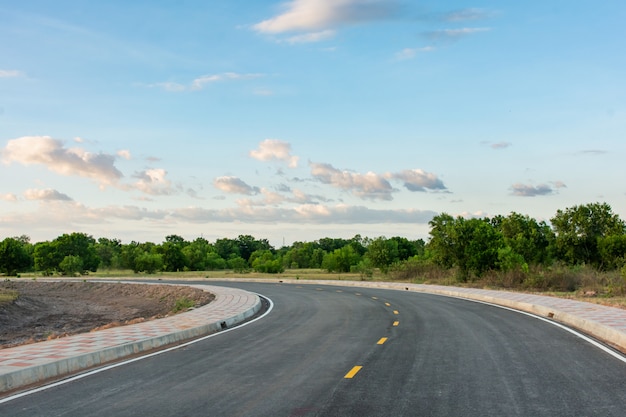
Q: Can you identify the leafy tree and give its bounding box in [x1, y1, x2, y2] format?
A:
[53, 233, 100, 272]
[598, 235, 626, 270]
[205, 252, 227, 270]
[160, 240, 187, 272]
[497, 212, 554, 265]
[551, 202, 625, 267]
[33, 241, 57, 275]
[0, 237, 33, 275]
[428, 214, 504, 280]
[322, 245, 361, 273]
[366, 237, 399, 273]
[59, 255, 83, 276]
[134, 253, 164, 273]
[182, 237, 213, 271]
[227, 256, 249, 273]
[250, 250, 284, 273]
[95, 238, 122, 269]
[214, 238, 241, 260]
[235, 235, 273, 262]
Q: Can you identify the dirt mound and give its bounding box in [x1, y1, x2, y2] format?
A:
[0, 281, 214, 348]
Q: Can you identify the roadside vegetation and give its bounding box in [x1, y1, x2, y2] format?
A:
[2, 202, 626, 307]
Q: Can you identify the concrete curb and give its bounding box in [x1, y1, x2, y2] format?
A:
[0, 284, 262, 394]
[212, 278, 626, 353]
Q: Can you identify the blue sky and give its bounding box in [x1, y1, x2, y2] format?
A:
[1, 0, 625, 247]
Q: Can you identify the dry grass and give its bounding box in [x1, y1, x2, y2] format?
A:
[0, 289, 18, 306]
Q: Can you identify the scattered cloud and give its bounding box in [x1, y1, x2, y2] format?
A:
[148, 72, 263, 92]
[117, 150, 132, 160]
[133, 169, 175, 195]
[253, 0, 399, 42]
[2, 136, 123, 188]
[444, 8, 495, 22]
[24, 188, 73, 201]
[424, 27, 491, 42]
[483, 141, 512, 150]
[0, 69, 24, 78]
[511, 181, 566, 197]
[309, 162, 394, 200]
[250, 139, 299, 168]
[286, 29, 336, 44]
[1, 193, 18, 201]
[214, 176, 260, 195]
[395, 46, 435, 60]
[387, 169, 447, 192]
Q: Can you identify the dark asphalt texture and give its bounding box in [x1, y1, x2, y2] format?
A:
[2, 281, 626, 416]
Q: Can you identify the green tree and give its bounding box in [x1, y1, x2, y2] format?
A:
[182, 237, 213, 271]
[0, 237, 33, 276]
[598, 235, 626, 270]
[551, 202, 625, 267]
[134, 253, 164, 273]
[322, 245, 361, 273]
[53, 233, 100, 272]
[366, 237, 399, 273]
[59, 255, 83, 276]
[428, 214, 504, 280]
[250, 250, 284, 273]
[95, 238, 122, 269]
[160, 239, 187, 272]
[498, 212, 554, 265]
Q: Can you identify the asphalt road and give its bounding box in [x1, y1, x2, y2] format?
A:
[3, 281, 626, 416]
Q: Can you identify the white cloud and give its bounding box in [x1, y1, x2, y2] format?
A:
[249, 139, 299, 168]
[309, 162, 394, 200]
[214, 176, 260, 195]
[1, 193, 18, 201]
[0, 69, 24, 78]
[148, 73, 263, 92]
[24, 188, 73, 201]
[286, 29, 336, 44]
[133, 169, 174, 195]
[117, 149, 132, 160]
[254, 0, 398, 42]
[388, 169, 447, 192]
[2, 136, 123, 187]
[425, 27, 491, 42]
[444, 8, 495, 22]
[395, 46, 435, 60]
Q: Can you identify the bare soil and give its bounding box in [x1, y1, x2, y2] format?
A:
[0, 281, 214, 348]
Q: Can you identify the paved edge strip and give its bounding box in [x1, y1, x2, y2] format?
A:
[0, 283, 262, 394]
[215, 278, 626, 354]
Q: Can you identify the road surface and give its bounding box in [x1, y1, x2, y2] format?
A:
[2, 281, 626, 416]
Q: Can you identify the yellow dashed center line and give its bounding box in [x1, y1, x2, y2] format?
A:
[393, 310, 399, 315]
[344, 366, 363, 379]
[385, 302, 391, 307]
[371, 296, 378, 300]
[393, 321, 399, 327]
[355, 293, 362, 296]
[336, 290, 343, 293]
[377, 337, 388, 345]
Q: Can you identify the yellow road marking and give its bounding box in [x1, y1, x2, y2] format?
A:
[377, 337, 388, 345]
[316, 288, 323, 291]
[344, 366, 363, 379]
[371, 296, 378, 300]
[385, 302, 391, 307]
[393, 321, 399, 326]
[355, 293, 361, 296]
[336, 290, 343, 293]
[393, 310, 399, 315]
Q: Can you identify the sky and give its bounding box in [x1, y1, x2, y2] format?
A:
[1, 0, 625, 247]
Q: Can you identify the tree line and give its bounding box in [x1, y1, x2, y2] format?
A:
[1, 202, 625, 286]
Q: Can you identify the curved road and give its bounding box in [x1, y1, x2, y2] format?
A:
[3, 281, 626, 416]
